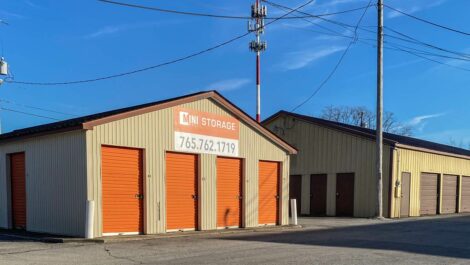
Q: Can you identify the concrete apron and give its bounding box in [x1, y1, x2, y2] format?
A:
[0, 225, 303, 244]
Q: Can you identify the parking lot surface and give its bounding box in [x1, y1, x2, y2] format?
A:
[1, 215, 470, 265]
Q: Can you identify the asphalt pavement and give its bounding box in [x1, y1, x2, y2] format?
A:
[1, 214, 470, 265]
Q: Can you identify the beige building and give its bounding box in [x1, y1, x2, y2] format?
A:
[264, 111, 470, 218]
[0, 91, 296, 237]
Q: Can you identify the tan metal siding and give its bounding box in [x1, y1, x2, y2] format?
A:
[265, 115, 391, 218]
[393, 148, 470, 217]
[0, 131, 87, 236]
[86, 98, 290, 237]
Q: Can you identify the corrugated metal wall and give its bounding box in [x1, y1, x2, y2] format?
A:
[392, 148, 470, 217]
[0, 131, 87, 236]
[86, 98, 290, 237]
[265, 114, 391, 218]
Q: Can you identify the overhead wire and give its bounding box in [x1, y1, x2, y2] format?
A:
[0, 107, 61, 121]
[384, 26, 470, 59]
[384, 4, 470, 36]
[7, 0, 315, 86]
[98, 0, 371, 20]
[291, 0, 373, 112]
[0, 99, 77, 116]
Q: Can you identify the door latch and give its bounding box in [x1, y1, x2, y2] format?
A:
[135, 194, 144, 199]
[192, 194, 198, 200]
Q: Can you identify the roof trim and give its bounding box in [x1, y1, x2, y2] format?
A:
[264, 110, 470, 159]
[395, 143, 470, 161]
[1, 91, 297, 154]
[263, 111, 396, 145]
[84, 91, 296, 154]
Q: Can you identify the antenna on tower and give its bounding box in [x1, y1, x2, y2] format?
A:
[248, 0, 267, 123]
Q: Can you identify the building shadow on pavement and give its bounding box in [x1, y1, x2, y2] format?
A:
[220, 215, 470, 259]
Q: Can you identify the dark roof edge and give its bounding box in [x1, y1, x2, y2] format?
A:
[263, 110, 396, 145]
[263, 110, 470, 159]
[0, 91, 297, 154]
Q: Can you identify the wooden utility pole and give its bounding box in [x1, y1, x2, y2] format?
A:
[376, 0, 384, 218]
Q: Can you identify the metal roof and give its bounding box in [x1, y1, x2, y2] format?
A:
[0, 91, 297, 154]
[264, 110, 470, 158]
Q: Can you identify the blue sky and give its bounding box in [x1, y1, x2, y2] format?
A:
[0, 0, 469, 146]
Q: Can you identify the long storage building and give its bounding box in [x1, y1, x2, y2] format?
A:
[263, 111, 470, 218]
[0, 91, 296, 237]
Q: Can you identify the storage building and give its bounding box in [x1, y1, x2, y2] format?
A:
[0, 91, 296, 237]
[263, 111, 470, 218]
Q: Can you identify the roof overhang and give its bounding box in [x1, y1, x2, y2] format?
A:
[395, 143, 470, 161]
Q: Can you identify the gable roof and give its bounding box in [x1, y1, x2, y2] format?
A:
[263, 110, 470, 158]
[0, 91, 297, 154]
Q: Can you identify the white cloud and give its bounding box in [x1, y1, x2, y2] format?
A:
[24, 0, 43, 9]
[85, 26, 123, 39]
[407, 113, 446, 126]
[205, 78, 251, 92]
[405, 112, 446, 133]
[387, 0, 447, 19]
[278, 46, 345, 71]
[83, 22, 168, 39]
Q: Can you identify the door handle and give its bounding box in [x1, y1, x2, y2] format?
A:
[135, 194, 144, 199]
[336, 193, 339, 197]
[192, 194, 198, 200]
[275, 195, 280, 199]
[237, 195, 243, 199]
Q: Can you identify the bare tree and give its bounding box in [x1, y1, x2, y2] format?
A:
[321, 105, 414, 136]
[448, 137, 469, 150]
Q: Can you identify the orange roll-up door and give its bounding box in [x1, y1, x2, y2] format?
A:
[102, 146, 143, 234]
[166, 152, 198, 231]
[10, 153, 26, 229]
[217, 157, 242, 228]
[258, 161, 280, 225]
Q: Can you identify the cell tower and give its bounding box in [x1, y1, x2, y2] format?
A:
[248, 0, 267, 122]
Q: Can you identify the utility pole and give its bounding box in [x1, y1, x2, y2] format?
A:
[249, 0, 267, 122]
[376, 0, 384, 218]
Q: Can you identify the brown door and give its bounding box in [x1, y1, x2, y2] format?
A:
[258, 161, 280, 225]
[166, 152, 198, 231]
[10, 153, 26, 229]
[102, 146, 143, 234]
[420, 173, 439, 216]
[310, 174, 327, 216]
[336, 173, 354, 216]
[289, 175, 302, 217]
[461, 176, 470, 213]
[400, 172, 411, 217]
[441, 175, 458, 214]
[217, 157, 242, 228]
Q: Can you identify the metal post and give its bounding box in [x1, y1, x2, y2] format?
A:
[249, 0, 266, 123]
[376, 0, 384, 218]
[290, 199, 298, 225]
[85, 200, 95, 238]
[256, 35, 261, 122]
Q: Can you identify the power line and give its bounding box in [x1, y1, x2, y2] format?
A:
[384, 4, 470, 36]
[0, 107, 61, 121]
[291, 1, 373, 112]
[0, 99, 77, 116]
[98, 0, 370, 20]
[385, 45, 470, 72]
[384, 26, 470, 59]
[8, 0, 314, 86]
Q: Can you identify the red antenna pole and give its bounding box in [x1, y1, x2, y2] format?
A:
[249, 0, 267, 122]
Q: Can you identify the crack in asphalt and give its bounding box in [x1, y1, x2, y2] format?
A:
[103, 245, 144, 264]
[0, 244, 87, 256]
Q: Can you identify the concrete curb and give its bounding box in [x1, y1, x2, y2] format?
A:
[0, 225, 303, 244]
